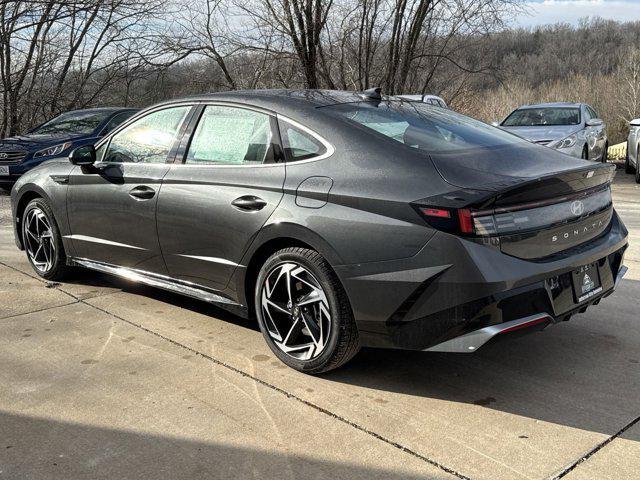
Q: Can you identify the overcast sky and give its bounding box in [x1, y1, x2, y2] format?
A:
[514, 0, 640, 27]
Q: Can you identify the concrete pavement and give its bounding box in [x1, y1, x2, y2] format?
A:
[0, 172, 638, 479]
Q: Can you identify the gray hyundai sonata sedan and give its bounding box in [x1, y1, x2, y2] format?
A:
[499, 102, 608, 161]
[11, 89, 628, 373]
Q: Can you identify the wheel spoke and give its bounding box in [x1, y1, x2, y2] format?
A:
[261, 261, 331, 361]
[23, 207, 55, 274]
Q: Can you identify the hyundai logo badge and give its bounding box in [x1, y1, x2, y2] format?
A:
[0, 152, 7, 159]
[570, 200, 585, 216]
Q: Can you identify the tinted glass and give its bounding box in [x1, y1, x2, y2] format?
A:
[186, 106, 273, 165]
[101, 111, 137, 135]
[279, 121, 326, 161]
[325, 101, 524, 153]
[31, 110, 113, 135]
[587, 106, 598, 119]
[103, 106, 190, 163]
[502, 108, 581, 127]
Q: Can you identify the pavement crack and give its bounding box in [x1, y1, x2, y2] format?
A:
[82, 300, 472, 480]
[0, 258, 471, 478]
[552, 415, 640, 479]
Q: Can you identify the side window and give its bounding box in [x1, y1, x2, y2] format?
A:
[588, 106, 598, 119]
[278, 120, 327, 162]
[583, 107, 592, 121]
[101, 111, 136, 136]
[102, 106, 190, 163]
[186, 106, 273, 165]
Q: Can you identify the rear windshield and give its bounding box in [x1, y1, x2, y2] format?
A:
[31, 110, 113, 135]
[502, 107, 581, 127]
[324, 101, 524, 153]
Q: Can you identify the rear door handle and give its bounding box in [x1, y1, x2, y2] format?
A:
[129, 185, 156, 200]
[231, 195, 267, 211]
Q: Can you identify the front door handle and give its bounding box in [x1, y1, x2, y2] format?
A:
[129, 185, 156, 200]
[231, 195, 267, 211]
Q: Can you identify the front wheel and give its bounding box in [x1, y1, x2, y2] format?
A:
[22, 198, 69, 280]
[626, 146, 635, 174]
[255, 247, 360, 374]
[636, 153, 640, 184]
[601, 142, 608, 163]
[581, 145, 589, 160]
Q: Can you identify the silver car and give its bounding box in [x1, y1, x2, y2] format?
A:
[625, 118, 640, 183]
[498, 102, 608, 162]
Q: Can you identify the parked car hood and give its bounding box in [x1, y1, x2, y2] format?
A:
[499, 125, 579, 143]
[0, 133, 93, 151]
[429, 142, 599, 191]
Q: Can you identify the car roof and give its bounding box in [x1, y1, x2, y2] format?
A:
[155, 89, 422, 116]
[62, 107, 139, 116]
[517, 102, 583, 109]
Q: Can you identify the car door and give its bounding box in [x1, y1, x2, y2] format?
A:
[157, 103, 285, 291]
[67, 104, 194, 273]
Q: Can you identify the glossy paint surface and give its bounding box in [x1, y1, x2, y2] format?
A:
[9, 90, 629, 352]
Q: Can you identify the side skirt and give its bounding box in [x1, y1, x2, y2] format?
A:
[69, 257, 243, 308]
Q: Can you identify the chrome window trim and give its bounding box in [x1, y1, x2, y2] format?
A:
[92, 102, 198, 150]
[276, 115, 335, 164]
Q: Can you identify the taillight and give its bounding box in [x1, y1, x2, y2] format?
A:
[419, 207, 451, 219]
[414, 205, 476, 235]
[457, 209, 473, 234]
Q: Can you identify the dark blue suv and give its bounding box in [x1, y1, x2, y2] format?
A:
[0, 107, 138, 189]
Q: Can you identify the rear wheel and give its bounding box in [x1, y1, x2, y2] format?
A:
[22, 198, 69, 280]
[255, 247, 360, 374]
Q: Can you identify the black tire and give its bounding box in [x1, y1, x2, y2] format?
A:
[626, 145, 635, 174]
[636, 154, 640, 184]
[601, 142, 608, 163]
[255, 247, 360, 374]
[581, 145, 589, 160]
[22, 198, 69, 280]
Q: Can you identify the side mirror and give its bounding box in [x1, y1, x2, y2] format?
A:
[586, 118, 603, 127]
[69, 145, 96, 166]
[630, 118, 640, 127]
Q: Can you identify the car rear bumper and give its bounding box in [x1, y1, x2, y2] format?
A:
[334, 210, 628, 351]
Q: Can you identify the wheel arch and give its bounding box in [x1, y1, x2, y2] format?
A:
[234, 222, 344, 316]
[13, 186, 51, 250]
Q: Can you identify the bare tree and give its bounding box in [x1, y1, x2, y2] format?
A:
[617, 46, 640, 123]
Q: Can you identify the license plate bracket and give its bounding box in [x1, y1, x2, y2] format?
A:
[572, 262, 602, 303]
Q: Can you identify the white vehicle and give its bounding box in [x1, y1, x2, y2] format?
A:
[396, 94, 448, 108]
[625, 118, 640, 183]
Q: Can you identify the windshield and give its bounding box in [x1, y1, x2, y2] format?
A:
[502, 107, 581, 127]
[31, 110, 113, 135]
[324, 101, 524, 153]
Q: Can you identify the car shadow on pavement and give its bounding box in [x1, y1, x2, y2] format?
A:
[0, 411, 442, 480]
[64, 268, 260, 332]
[60, 266, 639, 437]
[323, 278, 640, 436]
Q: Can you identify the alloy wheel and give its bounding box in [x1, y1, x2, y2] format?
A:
[260, 262, 331, 361]
[23, 207, 56, 273]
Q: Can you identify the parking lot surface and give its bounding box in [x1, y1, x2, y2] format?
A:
[0, 173, 638, 480]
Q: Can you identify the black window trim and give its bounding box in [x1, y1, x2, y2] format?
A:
[172, 101, 287, 168]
